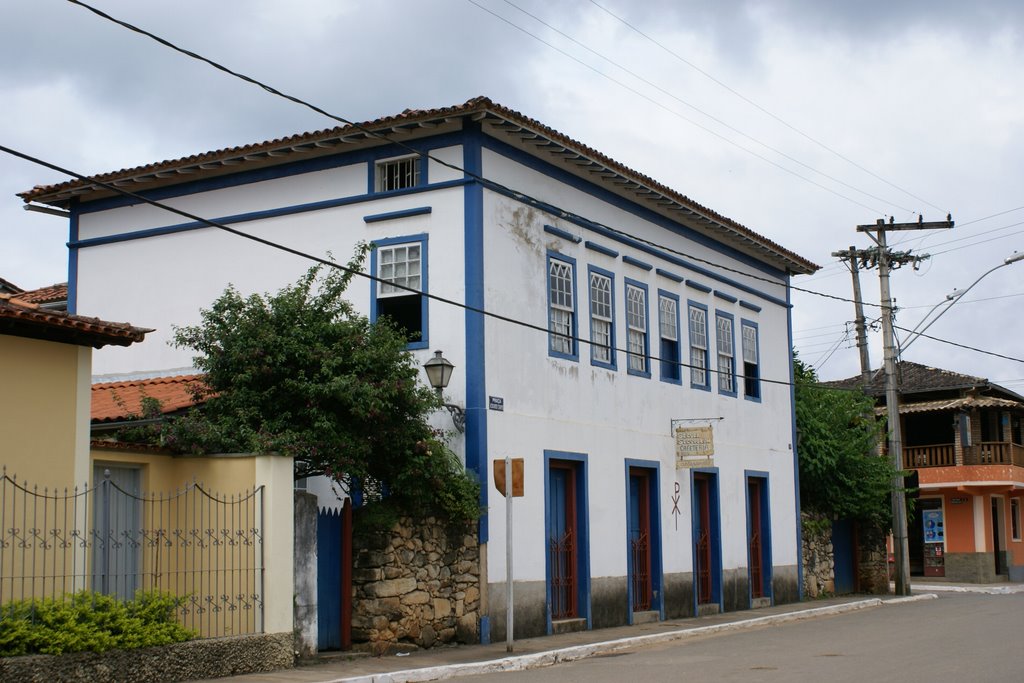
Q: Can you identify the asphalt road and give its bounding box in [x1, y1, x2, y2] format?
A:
[461, 593, 1024, 682]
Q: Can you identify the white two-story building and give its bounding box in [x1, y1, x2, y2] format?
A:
[21, 97, 818, 640]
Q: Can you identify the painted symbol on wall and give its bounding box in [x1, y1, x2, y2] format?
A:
[671, 481, 681, 531]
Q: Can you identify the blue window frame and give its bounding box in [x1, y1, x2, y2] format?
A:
[624, 278, 651, 378]
[687, 301, 710, 391]
[715, 310, 736, 397]
[587, 265, 616, 370]
[547, 252, 578, 361]
[741, 320, 761, 402]
[370, 234, 429, 350]
[658, 290, 681, 384]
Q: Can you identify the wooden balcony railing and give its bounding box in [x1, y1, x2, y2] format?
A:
[902, 442, 1024, 468]
[902, 444, 956, 468]
[963, 442, 1024, 467]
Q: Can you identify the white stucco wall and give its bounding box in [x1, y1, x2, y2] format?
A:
[476, 149, 798, 587]
[70, 128, 803, 622]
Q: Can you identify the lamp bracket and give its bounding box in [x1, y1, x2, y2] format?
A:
[443, 403, 466, 433]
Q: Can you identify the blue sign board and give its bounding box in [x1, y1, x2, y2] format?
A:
[923, 509, 944, 544]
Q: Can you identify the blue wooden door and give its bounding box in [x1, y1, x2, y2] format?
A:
[832, 519, 855, 594]
[318, 507, 343, 650]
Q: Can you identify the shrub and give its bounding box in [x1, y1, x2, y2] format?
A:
[0, 591, 196, 657]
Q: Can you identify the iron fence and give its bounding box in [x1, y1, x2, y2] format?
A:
[0, 468, 264, 638]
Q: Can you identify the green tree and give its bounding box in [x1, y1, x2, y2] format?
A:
[166, 246, 479, 523]
[794, 355, 894, 528]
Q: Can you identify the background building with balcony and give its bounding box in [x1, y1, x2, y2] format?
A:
[831, 361, 1024, 583]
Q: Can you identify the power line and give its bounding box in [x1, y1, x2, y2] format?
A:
[492, 0, 913, 213]
[466, 0, 887, 215]
[62, 0, 887, 312]
[4, 139, 884, 395]
[893, 324, 1024, 364]
[586, 0, 945, 214]
[6, 140, 844, 393]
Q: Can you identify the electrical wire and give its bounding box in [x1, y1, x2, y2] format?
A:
[893, 325, 1024, 364]
[467, 0, 888, 215]
[586, 0, 946, 215]
[6, 140, 854, 393]
[61, 0, 887, 312]
[492, 0, 912, 213]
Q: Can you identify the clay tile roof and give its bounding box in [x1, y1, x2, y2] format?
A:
[0, 293, 151, 348]
[881, 395, 1023, 416]
[18, 96, 817, 275]
[91, 374, 206, 423]
[12, 282, 67, 308]
[826, 360, 1024, 402]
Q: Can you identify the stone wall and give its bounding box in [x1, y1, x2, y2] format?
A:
[856, 523, 889, 594]
[0, 632, 293, 683]
[351, 516, 479, 651]
[802, 512, 834, 598]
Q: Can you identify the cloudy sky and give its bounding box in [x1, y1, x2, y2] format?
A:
[3, 0, 1023, 388]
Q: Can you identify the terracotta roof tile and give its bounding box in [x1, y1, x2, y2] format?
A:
[12, 282, 67, 307]
[92, 374, 206, 423]
[0, 294, 150, 348]
[826, 360, 1024, 402]
[19, 96, 818, 275]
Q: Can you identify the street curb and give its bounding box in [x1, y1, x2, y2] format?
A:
[884, 593, 938, 604]
[906, 584, 1024, 595]
[326, 599, 885, 683]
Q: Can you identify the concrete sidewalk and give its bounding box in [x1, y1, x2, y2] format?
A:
[197, 593, 936, 683]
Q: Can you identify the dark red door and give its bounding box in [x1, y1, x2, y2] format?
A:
[748, 479, 764, 599]
[694, 475, 712, 605]
[629, 468, 652, 611]
[549, 463, 578, 619]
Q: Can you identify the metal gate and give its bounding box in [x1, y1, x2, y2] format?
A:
[832, 519, 856, 594]
[317, 501, 351, 650]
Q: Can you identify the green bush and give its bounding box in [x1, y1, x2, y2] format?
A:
[0, 591, 196, 657]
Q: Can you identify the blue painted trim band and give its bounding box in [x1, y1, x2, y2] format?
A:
[584, 240, 618, 258]
[544, 225, 582, 243]
[622, 255, 653, 271]
[656, 268, 683, 283]
[481, 177, 789, 308]
[786, 277, 804, 600]
[75, 131, 468, 214]
[480, 135, 789, 280]
[686, 280, 712, 294]
[739, 300, 762, 312]
[714, 290, 738, 303]
[71, 179, 469, 249]
[463, 125, 489, 544]
[363, 206, 432, 223]
[67, 203, 80, 314]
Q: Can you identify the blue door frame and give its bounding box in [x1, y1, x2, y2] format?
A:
[691, 468, 722, 612]
[625, 459, 663, 621]
[745, 471, 773, 605]
[544, 451, 590, 633]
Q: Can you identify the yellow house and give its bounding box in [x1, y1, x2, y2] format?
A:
[0, 293, 293, 638]
[0, 291, 149, 490]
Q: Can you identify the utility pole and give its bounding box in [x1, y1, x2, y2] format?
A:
[856, 215, 953, 597]
[832, 246, 874, 388]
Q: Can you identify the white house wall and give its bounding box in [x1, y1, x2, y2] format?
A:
[66, 123, 804, 642]
[477, 147, 798, 634]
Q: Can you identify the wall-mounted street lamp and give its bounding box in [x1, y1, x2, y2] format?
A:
[423, 350, 466, 433]
[901, 251, 1024, 353]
